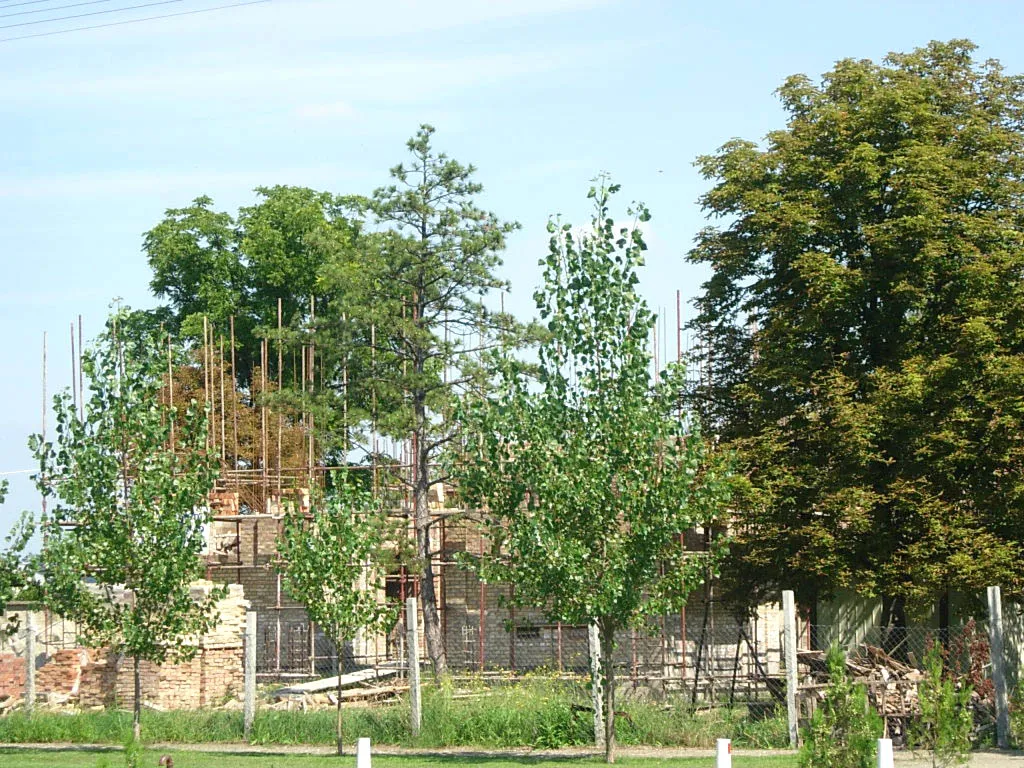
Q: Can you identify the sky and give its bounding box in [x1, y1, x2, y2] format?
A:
[2, 0, 1024, 530]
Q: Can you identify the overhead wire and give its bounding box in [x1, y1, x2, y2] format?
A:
[0, 0, 267, 40]
[1, 1, 119, 20]
[0, 1, 71, 10]
[0, 0, 181, 29]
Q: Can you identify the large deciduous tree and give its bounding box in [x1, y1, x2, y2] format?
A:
[320, 125, 523, 678]
[687, 40, 1024, 621]
[143, 185, 363, 386]
[33, 310, 222, 743]
[458, 179, 736, 764]
[277, 484, 403, 756]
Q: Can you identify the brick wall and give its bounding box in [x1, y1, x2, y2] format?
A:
[0, 652, 27, 699]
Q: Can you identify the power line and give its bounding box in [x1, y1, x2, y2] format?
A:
[0, 0, 267, 40]
[0, 1, 67, 11]
[1, 0, 181, 29]
[2, 1, 118, 20]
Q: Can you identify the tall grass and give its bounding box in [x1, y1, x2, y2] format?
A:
[0, 676, 788, 749]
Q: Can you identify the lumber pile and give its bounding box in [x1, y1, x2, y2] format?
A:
[270, 666, 405, 710]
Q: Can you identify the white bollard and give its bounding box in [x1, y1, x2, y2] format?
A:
[716, 738, 732, 768]
[356, 737, 371, 768]
[877, 738, 894, 768]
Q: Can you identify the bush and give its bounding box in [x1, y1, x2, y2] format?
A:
[800, 646, 882, 768]
[912, 642, 972, 767]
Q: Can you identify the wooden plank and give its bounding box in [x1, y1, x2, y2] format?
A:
[274, 666, 398, 696]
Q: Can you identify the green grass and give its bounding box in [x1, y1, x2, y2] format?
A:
[0, 748, 799, 768]
[0, 677, 788, 751]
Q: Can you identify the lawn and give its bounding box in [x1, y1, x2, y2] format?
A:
[0, 748, 799, 768]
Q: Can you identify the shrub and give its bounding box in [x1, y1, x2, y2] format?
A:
[800, 645, 882, 768]
[912, 642, 972, 767]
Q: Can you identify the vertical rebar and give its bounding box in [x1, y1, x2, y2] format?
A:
[230, 316, 238, 468]
[77, 315, 84, 422]
[70, 322, 77, 415]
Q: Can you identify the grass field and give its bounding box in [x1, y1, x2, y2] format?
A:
[0, 679, 788, 750]
[0, 748, 799, 768]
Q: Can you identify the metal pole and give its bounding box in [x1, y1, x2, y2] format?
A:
[783, 590, 799, 748]
[406, 597, 421, 737]
[244, 610, 256, 741]
[24, 611, 35, 714]
[987, 586, 1010, 749]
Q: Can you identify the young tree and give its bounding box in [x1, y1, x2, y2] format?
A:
[0, 485, 34, 636]
[687, 40, 1024, 618]
[33, 310, 222, 742]
[457, 179, 737, 763]
[912, 642, 973, 768]
[800, 646, 882, 768]
[320, 125, 523, 677]
[276, 483, 403, 755]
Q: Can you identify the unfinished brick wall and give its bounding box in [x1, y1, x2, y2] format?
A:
[0, 652, 27, 700]
[2, 582, 248, 710]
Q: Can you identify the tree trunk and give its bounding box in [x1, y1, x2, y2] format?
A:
[588, 622, 605, 749]
[600, 618, 616, 764]
[342, 655, 350, 757]
[132, 654, 141, 743]
[415, 436, 447, 679]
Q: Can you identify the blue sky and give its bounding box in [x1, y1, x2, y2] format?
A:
[2, 0, 1023, 530]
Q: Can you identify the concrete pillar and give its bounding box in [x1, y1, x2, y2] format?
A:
[244, 610, 256, 741]
[987, 586, 1010, 749]
[406, 597, 421, 737]
[782, 590, 798, 748]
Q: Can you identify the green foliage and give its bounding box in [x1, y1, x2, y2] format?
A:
[122, 731, 143, 768]
[0, 680, 787, 750]
[277, 481, 406, 754]
[32, 310, 224, 737]
[687, 40, 1024, 609]
[277, 483, 403, 647]
[0, 480, 35, 636]
[912, 642, 972, 767]
[142, 186, 363, 387]
[458, 178, 738, 762]
[799, 646, 882, 768]
[318, 125, 527, 676]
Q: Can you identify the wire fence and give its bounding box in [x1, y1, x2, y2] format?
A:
[0, 599, 1012, 734]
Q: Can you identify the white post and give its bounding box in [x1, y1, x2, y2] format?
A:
[876, 737, 894, 768]
[356, 736, 372, 768]
[406, 597, 421, 737]
[782, 590, 799, 748]
[243, 610, 256, 741]
[715, 738, 732, 768]
[24, 611, 35, 714]
[588, 621, 605, 748]
[987, 586, 1010, 749]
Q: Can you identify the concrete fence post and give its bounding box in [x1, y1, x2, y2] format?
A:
[356, 736, 372, 768]
[987, 586, 1010, 749]
[782, 590, 799, 748]
[406, 597, 421, 737]
[24, 611, 35, 714]
[876, 738, 894, 768]
[715, 737, 732, 768]
[244, 610, 256, 741]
